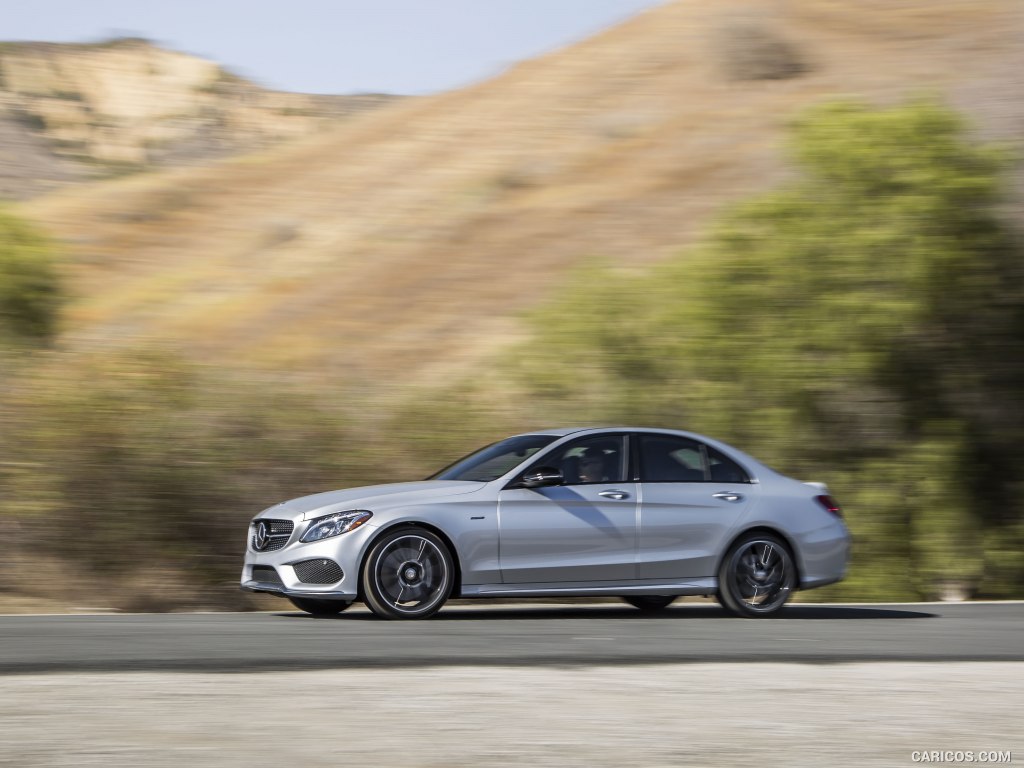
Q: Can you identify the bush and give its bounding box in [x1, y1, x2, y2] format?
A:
[0, 350, 359, 609]
[716, 22, 808, 81]
[0, 208, 62, 345]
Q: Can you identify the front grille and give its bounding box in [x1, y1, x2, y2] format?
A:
[251, 565, 284, 587]
[252, 519, 294, 552]
[292, 558, 344, 584]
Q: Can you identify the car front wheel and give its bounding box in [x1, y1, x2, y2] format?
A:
[717, 533, 796, 617]
[361, 527, 454, 620]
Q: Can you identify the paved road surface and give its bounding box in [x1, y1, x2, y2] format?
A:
[1, 602, 1021, 673]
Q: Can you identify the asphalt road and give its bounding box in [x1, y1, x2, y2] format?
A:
[1, 601, 1021, 673]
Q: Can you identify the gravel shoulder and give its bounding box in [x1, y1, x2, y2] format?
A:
[1, 663, 1020, 767]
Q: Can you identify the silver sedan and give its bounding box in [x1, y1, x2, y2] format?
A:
[241, 427, 850, 619]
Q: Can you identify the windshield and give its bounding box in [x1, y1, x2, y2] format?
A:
[429, 434, 558, 482]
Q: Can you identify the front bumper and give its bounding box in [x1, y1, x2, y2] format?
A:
[240, 518, 378, 601]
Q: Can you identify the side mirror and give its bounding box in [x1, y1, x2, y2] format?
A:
[519, 467, 564, 488]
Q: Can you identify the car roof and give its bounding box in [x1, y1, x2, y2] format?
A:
[518, 426, 696, 438]
[518, 426, 592, 437]
[510, 426, 623, 438]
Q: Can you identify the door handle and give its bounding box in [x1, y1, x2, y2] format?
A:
[712, 492, 745, 503]
[598, 489, 630, 500]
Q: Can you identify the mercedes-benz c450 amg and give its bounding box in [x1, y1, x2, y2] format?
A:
[241, 427, 850, 619]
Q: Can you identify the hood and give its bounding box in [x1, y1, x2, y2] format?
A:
[258, 480, 486, 521]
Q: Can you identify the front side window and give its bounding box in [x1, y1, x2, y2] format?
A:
[430, 434, 558, 481]
[529, 434, 627, 485]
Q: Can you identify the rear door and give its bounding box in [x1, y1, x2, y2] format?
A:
[636, 433, 756, 580]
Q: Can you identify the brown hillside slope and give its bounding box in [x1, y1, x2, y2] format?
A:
[21, 0, 1024, 384]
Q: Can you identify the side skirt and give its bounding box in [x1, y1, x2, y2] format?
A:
[460, 577, 718, 599]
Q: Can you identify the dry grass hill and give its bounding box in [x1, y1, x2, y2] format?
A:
[17, 0, 1024, 385]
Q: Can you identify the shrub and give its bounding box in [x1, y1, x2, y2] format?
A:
[0, 208, 62, 346]
[716, 22, 808, 81]
[0, 350, 358, 609]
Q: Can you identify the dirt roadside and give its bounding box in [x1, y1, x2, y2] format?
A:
[1, 663, 1019, 767]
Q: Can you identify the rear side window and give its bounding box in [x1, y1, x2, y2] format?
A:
[706, 446, 750, 483]
[638, 434, 751, 483]
[639, 435, 706, 482]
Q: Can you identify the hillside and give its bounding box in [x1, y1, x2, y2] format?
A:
[19, 0, 1024, 385]
[0, 37, 399, 199]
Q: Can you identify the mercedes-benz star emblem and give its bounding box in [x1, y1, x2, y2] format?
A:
[254, 521, 270, 551]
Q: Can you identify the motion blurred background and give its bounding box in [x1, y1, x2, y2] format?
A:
[1, 0, 1022, 612]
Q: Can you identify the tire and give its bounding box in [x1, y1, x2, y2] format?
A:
[622, 595, 676, 612]
[717, 532, 796, 617]
[287, 597, 352, 616]
[361, 527, 454, 620]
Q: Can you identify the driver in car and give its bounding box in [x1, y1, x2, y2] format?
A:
[577, 450, 611, 483]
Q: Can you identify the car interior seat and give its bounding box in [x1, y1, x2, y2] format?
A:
[646, 451, 704, 482]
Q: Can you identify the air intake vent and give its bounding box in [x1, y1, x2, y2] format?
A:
[251, 565, 284, 587]
[292, 559, 344, 584]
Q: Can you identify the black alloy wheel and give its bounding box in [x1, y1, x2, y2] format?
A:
[361, 527, 454, 620]
[717, 533, 796, 617]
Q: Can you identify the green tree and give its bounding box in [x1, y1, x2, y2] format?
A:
[513, 99, 1024, 599]
[0, 208, 61, 345]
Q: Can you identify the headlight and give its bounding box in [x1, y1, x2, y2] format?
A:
[300, 510, 373, 543]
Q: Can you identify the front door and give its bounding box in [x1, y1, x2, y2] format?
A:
[498, 434, 637, 584]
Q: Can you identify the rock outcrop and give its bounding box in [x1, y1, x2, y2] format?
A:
[0, 37, 399, 199]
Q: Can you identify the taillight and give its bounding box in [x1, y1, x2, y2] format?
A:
[815, 494, 843, 518]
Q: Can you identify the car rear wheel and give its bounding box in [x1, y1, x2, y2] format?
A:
[361, 527, 454, 620]
[287, 597, 352, 616]
[717, 533, 795, 617]
[622, 595, 676, 612]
